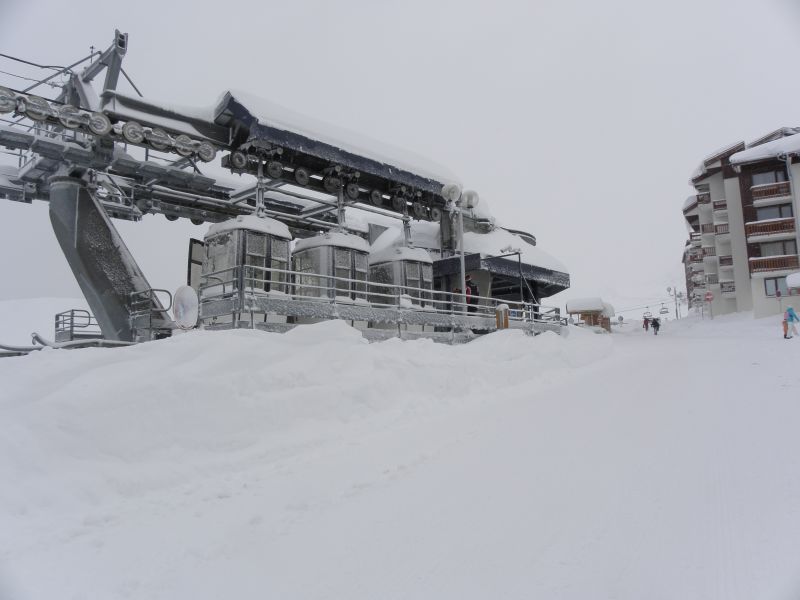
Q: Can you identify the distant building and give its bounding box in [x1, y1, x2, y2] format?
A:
[565, 297, 614, 332]
[682, 128, 800, 318]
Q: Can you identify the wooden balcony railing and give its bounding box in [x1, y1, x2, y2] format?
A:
[702, 246, 716, 257]
[706, 273, 719, 285]
[720, 281, 736, 294]
[713, 200, 727, 211]
[689, 253, 704, 263]
[749, 254, 800, 273]
[701, 223, 715, 234]
[697, 192, 711, 204]
[719, 255, 733, 267]
[715, 223, 730, 235]
[751, 181, 791, 200]
[745, 217, 795, 237]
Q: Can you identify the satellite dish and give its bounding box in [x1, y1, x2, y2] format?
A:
[173, 285, 199, 330]
[462, 189, 480, 209]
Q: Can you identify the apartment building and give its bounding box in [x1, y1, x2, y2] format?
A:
[682, 128, 800, 318]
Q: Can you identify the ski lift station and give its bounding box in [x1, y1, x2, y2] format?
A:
[0, 30, 570, 353]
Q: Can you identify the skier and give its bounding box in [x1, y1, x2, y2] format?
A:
[643, 317, 650, 332]
[465, 274, 479, 313]
[651, 317, 661, 335]
[783, 306, 800, 338]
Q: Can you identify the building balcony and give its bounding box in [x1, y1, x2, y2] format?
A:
[701, 223, 715, 234]
[689, 232, 702, 244]
[702, 246, 716, 258]
[715, 223, 730, 236]
[745, 217, 795, 242]
[697, 192, 711, 205]
[706, 273, 719, 285]
[751, 181, 791, 201]
[748, 254, 799, 275]
[719, 255, 734, 268]
[713, 199, 727, 211]
[720, 281, 736, 295]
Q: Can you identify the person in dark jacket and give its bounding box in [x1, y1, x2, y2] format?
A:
[465, 274, 479, 313]
[651, 317, 661, 335]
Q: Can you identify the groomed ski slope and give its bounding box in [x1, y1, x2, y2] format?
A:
[2, 305, 800, 599]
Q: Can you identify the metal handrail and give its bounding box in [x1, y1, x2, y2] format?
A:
[198, 264, 562, 324]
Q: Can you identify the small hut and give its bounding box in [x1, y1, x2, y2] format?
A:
[566, 297, 615, 332]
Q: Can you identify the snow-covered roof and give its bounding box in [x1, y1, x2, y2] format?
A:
[220, 89, 460, 187]
[682, 195, 698, 211]
[566, 297, 611, 315]
[730, 132, 800, 165]
[786, 272, 800, 289]
[294, 231, 370, 254]
[462, 229, 567, 274]
[205, 215, 291, 239]
[368, 245, 432, 265]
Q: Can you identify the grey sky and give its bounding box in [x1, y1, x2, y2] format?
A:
[2, 0, 800, 311]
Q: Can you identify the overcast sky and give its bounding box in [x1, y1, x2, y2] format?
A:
[2, 0, 800, 314]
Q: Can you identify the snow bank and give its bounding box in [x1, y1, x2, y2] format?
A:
[730, 132, 800, 164]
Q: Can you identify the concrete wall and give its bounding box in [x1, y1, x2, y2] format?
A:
[723, 174, 753, 311]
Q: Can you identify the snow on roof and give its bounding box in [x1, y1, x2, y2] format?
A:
[787, 272, 800, 289]
[730, 132, 800, 165]
[368, 245, 432, 265]
[294, 231, 369, 254]
[462, 229, 568, 274]
[566, 297, 606, 314]
[683, 195, 698, 211]
[205, 215, 291, 239]
[222, 89, 461, 186]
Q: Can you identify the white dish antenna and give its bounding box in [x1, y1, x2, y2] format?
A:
[173, 285, 199, 330]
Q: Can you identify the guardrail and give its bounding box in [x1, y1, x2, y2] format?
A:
[745, 217, 795, 237]
[54, 309, 102, 342]
[751, 181, 791, 200]
[749, 254, 799, 273]
[198, 264, 563, 328]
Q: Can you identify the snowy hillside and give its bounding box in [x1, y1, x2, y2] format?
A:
[2, 308, 800, 599]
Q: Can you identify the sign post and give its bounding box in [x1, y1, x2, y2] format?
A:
[705, 291, 714, 320]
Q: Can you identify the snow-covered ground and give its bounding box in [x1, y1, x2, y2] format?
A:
[2, 305, 800, 599]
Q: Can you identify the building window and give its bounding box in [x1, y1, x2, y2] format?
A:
[760, 240, 797, 257]
[755, 203, 793, 221]
[752, 170, 788, 186]
[765, 277, 790, 297]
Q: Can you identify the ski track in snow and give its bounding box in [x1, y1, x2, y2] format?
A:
[2, 310, 800, 599]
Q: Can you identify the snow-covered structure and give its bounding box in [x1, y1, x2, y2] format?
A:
[683, 128, 800, 318]
[565, 297, 615, 332]
[0, 29, 570, 344]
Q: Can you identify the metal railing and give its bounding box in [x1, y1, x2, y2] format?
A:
[129, 288, 173, 340]
[720, 281, 735, 294]
[198, 264, 563, 326]
[745, 217, 795, 237]
[701, 223, 715, 234]
[715, 223, 729, 235]
[712, 199, 727, 211]
[706, 273, 719, 285]
[702, 246, 716, 257]
[54, 309, 102, 342]
[751, 181, 791, 200]
[749, 254, 800, 274]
